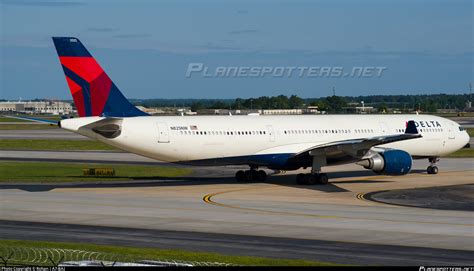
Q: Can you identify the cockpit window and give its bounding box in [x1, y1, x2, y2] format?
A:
[459, 126, 465, 131]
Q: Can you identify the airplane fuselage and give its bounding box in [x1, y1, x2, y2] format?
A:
[61, 114, 469, 169]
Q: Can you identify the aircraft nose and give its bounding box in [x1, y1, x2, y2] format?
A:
[463, 131, 470, 147]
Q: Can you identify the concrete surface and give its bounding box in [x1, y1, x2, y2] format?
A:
[1, 220, 472, 266]
[368, 184, 474, 211]
[1, 157, 473, 264]
[0, 150, 161, 165]
[0, 129, 87, 140]
[0, 147, 473, 265]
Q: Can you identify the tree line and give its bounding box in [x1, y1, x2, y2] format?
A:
[134, 93, 471, 113]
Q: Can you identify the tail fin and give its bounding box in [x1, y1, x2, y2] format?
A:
[405, 120, 419, 134]
[52, 37, 148, 117]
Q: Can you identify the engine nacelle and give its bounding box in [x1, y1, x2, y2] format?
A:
[357, 150, 412, 175]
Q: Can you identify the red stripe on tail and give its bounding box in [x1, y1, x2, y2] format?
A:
[59, 56, 104, 82]
[90, 72, 112, 116]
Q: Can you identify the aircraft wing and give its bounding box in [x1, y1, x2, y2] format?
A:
[292, 120, 422, 160]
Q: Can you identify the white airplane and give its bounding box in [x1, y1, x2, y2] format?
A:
[51, 37, 470, 185]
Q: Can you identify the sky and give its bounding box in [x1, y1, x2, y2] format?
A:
[0, 0, 472, 100]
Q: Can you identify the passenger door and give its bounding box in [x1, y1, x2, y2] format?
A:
[447, 122, 455, 140]
[266, 125, 275, 142]
[157, 122, 170, 143]
[379, 122, 389, 134]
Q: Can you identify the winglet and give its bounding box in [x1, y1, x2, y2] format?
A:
[405, 120, 418, 134]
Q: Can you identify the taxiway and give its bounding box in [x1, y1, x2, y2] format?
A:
[1, 155, 473, 265]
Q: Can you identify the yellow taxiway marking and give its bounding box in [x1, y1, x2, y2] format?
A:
[203, 188, 338, 219]
[202, 185, 473, 227]
[356, 193, 369, 202]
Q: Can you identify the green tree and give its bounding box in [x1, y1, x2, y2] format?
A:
[288, 95, 304, 109]
[190, 102, 204, 112]
[377, 103, 388, 113]
[325, 96, 347, 113]
[309, 100, 328, 111]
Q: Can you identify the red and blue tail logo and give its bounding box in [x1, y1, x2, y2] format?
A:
[52, 37, 148, 117]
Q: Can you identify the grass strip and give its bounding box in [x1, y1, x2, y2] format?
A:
[0, 161, 191, 183]
[0, 139, 118, 151]
[466, 128, 474, 137]
[0, 239, 333, 266]
[444, 147, 474, 158]
[0, 124, 58, 130]
[0, 117, 35, 122]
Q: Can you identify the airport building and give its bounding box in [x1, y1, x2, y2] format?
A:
[196, 106, 320, 116]
[0, 101, 74, 115]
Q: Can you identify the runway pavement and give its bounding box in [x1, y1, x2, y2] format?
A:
[1, 153, 473, 265]
[2, 149, 474, 168]
[448, 117, 474, 128]
[0, 122, 50, 125]
[368, 184, 474, 211]
[0, 150, 161, 165]
[0, 129, 87, 140]
[1, 220, 472, 266]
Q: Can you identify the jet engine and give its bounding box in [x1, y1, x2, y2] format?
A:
[357, 150, 412, 175]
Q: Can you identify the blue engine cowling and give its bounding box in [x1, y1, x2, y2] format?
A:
[359, 149, 412, 175]
[381, 150, 412, 175]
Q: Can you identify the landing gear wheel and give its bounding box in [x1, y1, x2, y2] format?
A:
[296, 173, 306, 185]
[257, 170, 267, 182]
[244, 170, 255, 182]
[317, 173, 329, 185]
[427, 166, 438, 175]
[427, 157, 440, 175]
[235, 170, 245, 182]
[305, 174, 317, 185]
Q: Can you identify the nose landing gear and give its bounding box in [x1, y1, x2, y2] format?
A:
[427, 157, 439, 174]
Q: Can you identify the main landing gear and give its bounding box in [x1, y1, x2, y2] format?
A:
[427, 157, 439, 175]
[296, 173, 328, 185]
[296, 154, 329, 185]
[235, 167, 267, 182]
